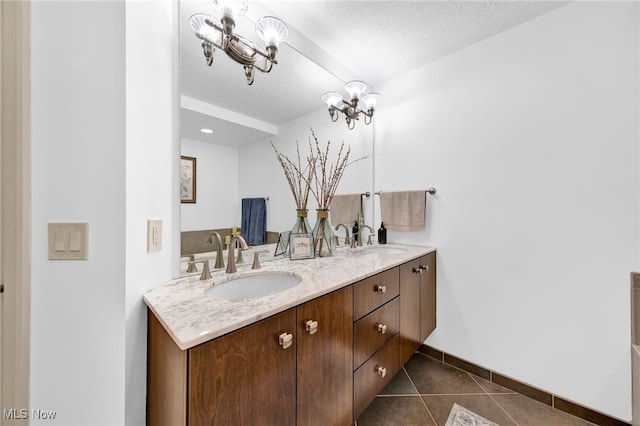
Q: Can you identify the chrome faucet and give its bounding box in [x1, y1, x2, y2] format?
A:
[226, 235, 249, 273]
[358, 225, 374, 247]
[206, 232, 225, 269]
[334, 223, 351, 245]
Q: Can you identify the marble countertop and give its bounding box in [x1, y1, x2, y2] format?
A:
[144, 243, 436, 350]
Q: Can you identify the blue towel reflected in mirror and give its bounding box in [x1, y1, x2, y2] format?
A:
[241, 198, 267, 245]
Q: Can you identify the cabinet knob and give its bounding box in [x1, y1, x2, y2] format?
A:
[376, 365, 387, 378]
[278, 332, 293, 349]
[377, 323, 387, 334]
[420, 265, 429, 272]
[305, 320, 319, 335]
[374, 285, 387, 294]
[413, 267, 422, 275]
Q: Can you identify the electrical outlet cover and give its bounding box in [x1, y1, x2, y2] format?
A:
[147, 219, 163, 252]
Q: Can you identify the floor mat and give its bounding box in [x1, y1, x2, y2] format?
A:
[445, 403, 500, 426]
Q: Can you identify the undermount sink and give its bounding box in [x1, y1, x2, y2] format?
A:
[361, 246, 408, 255]
[206, 273, 302, 301]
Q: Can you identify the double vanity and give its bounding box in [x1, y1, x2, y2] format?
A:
[144, 243, 436, 426]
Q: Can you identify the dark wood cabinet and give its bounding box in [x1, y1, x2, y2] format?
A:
[420, 252, 437, 342]
[399, 252, 437, 366]
[297, 286, 353, 426]
[188, 309, 297, 426]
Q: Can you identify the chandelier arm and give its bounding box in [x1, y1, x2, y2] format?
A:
[253, 58, 275, 73]
[364, 114, 372, 125]
[347, 118, 355, 130]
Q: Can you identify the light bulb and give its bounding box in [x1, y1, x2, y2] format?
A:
[212, 0, 248, 19]
[361, 93, 382, 110]
[322, 92, 343, 108]
[344, 80, 367, 101]
[189, 14, 221, 44]
[256, 16, 289, 48]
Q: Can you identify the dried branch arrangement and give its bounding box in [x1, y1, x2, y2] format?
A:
[271, 128, 367, 210]
[271, 140, 316, 210]
[307, 128, 367, 209]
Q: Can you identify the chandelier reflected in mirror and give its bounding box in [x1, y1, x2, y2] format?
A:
[190, 0, 289, 85]
[322, 81, 381, 130]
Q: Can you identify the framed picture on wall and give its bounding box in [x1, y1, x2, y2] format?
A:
[180, 156, 196, 203]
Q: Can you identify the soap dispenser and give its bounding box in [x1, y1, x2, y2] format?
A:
[378, 222, 387, 244]
[352, 220, 359, 244]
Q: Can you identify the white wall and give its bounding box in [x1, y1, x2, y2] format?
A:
[31, 1, 178, 425]
[124, 2, 178, 426]
[374, 2, 638, 420]
[181, 138, 240, 231]
[239, 108, 374, 236]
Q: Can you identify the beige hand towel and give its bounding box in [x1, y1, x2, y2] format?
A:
[379, 191, 426, 231]
[330, 193, 361, 225]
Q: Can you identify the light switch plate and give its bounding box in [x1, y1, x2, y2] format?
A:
[48, 223, 89, 260]
[147, 219, 162, 252]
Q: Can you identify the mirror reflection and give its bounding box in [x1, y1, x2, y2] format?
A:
[178, 0, 375, 277]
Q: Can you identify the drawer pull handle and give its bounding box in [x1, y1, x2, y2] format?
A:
[305, 320, 319, 335]
[376, 365, 387, 378]
[278, 332, 293, 349]
[377, 323, 387, 334]
[375, 285, 387, 294]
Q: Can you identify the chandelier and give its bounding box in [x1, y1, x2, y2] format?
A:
[321, 81, 381, 130]
[189, 0, 289, 85]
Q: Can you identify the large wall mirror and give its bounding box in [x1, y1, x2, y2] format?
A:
[178, 0, 375, 275]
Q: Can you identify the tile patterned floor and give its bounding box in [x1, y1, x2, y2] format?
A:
[356, 353, 597, 426]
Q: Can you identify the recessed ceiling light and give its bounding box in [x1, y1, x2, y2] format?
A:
[200, 128, 214, 134]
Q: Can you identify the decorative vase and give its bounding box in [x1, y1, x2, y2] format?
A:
[312, 208, 336, 257]
[291, 209, 311, 235]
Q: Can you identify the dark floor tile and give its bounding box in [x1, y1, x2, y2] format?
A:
[422, 394, 517, 426]
[470, 374, 518, 395]
[405, 353, 486, 395]
[492, 394, 596, 426]
[379, 367, 418, 396]
[356, 396, 436, 426]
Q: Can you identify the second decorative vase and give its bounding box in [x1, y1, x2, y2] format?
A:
[312, 209, 336, 257]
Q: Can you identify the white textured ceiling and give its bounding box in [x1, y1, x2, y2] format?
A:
[180, 0, 569, 145]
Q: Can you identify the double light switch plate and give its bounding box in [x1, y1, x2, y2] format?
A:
[48, 223, 89, 260]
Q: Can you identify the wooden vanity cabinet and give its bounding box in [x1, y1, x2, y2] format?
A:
[399, 252, 437, 366]
[147, 286, 352, 426]
[147, 251, 436, 426]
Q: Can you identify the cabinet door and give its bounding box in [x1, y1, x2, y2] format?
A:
[399, 258, 422, 366]
[188, 309, 297, 426]
[297, 286, 353, 426]
[420, 252, 437, 342]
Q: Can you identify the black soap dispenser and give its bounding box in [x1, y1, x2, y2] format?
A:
[378, 222, 387, 244]
[352, 220, 359, 243]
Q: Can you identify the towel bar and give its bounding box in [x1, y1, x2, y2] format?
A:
[375, 187, 437, 195]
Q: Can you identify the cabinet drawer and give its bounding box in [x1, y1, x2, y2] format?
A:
[353, 267, 399, 320]
[353, 297, 399, 369]
[353, 334, 400, 421]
